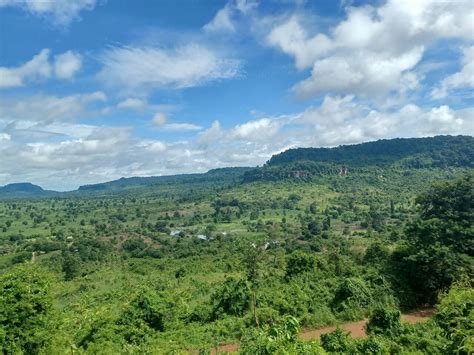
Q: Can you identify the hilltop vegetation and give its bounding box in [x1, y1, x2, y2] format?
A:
[0, 136, 473, 354]
[267, 135, 473, 167]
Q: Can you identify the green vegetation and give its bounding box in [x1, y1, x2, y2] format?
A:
[0, 136, 472, 353]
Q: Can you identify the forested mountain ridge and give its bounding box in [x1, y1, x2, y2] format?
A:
[267, 135, 473, 167]
[0, 183, 57, 199]
[243, 135, 473, 182]
[76, 167, 252, 193]
[1, 135, 472, 199]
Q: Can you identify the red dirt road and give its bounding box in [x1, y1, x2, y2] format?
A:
[300, 308, 434, 341]
[209, 309, 435, 354]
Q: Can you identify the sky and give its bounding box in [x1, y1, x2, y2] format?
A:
[0, 0, 473, 191]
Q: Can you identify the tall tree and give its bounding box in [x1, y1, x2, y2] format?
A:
[391, 175, 474, 305]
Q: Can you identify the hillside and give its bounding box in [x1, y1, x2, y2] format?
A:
[76, 167, 252, 194]
[0, 183, 56, 199]
[267, 135, 473, 167]
[243, 135, 474, 182]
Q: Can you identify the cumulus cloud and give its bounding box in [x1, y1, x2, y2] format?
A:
[0, 49, 51, 88]
[297, 96, 472, 146]
[0, 49, 82, 88]
[267, 0, 474, 99]
[54, 51, 82, 79]
[431, 46, 474, 99]
[98, 44, 240, 92]
[0, 0, 98, 25]
[231, 117, 283, 141]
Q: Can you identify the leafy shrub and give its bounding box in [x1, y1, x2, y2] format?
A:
[320, 327, 353, 353]
[366, 306, 402, 336]
[122, 238, 148, 257]
[364, 242, 389, 265]
[240, 316, 325, 354]
[10, 251, 31, 265]
[117, 288, 176, 343]
[285, 251, 317, 279]
[0, 265, 55, 353]
[210, 277, 250, 319]
[435, 282, 474, 354]
[355, 336, 390, 354]
[61, 252, 82, 280]
[332, 278, 372, 319]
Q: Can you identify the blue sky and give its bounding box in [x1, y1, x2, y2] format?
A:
[0, 0, 473, 190]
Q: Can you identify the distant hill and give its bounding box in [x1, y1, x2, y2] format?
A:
[0, 183, 57, 199]
[1, 136, 472, 198]
[0, 168, 253, 199]
[267, 136, 473, 167]
[243, 135, 474, 182]
[76, 167, 253, 194]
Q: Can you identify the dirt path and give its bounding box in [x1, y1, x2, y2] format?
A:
[209, 309, 435, 354]
[300, 308, 434, 341]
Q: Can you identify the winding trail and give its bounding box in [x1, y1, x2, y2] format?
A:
[210, 309, 435, 354]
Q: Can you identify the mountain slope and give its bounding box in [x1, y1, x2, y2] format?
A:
[243, 135, 474, 182]
[267, 135, 473, 167]
[0, 183, 56, 199]
[76, 167, 252, 194]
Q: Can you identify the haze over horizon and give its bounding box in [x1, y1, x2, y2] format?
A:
[1, 0, 473, 190]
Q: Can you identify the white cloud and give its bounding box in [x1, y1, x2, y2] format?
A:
[266, 0, 474, 99]
[431, 46, 474, 99]
[204, 4, 235, 33]
[152, 112, 167, 125]
[0, 91, 107, 124]
[117, 98, 147, 110]
[0, 0, 98, 25]
[148, 141, 167, 153]
[231, 118, 283, 141]
[54, 51, 82, 79]
[297, 95, 472, 146]
[151, 112, 202, 131]
[160, 123, 203, 131]
[267, 17, 333, 70]
[0, 49, 51, 88]
[0, 49, 83, 88]
[204, 0, 257, 33]
[199, 120, 223, 143]
[98, 44, 240, 92]
[294, 47, 424, 99]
